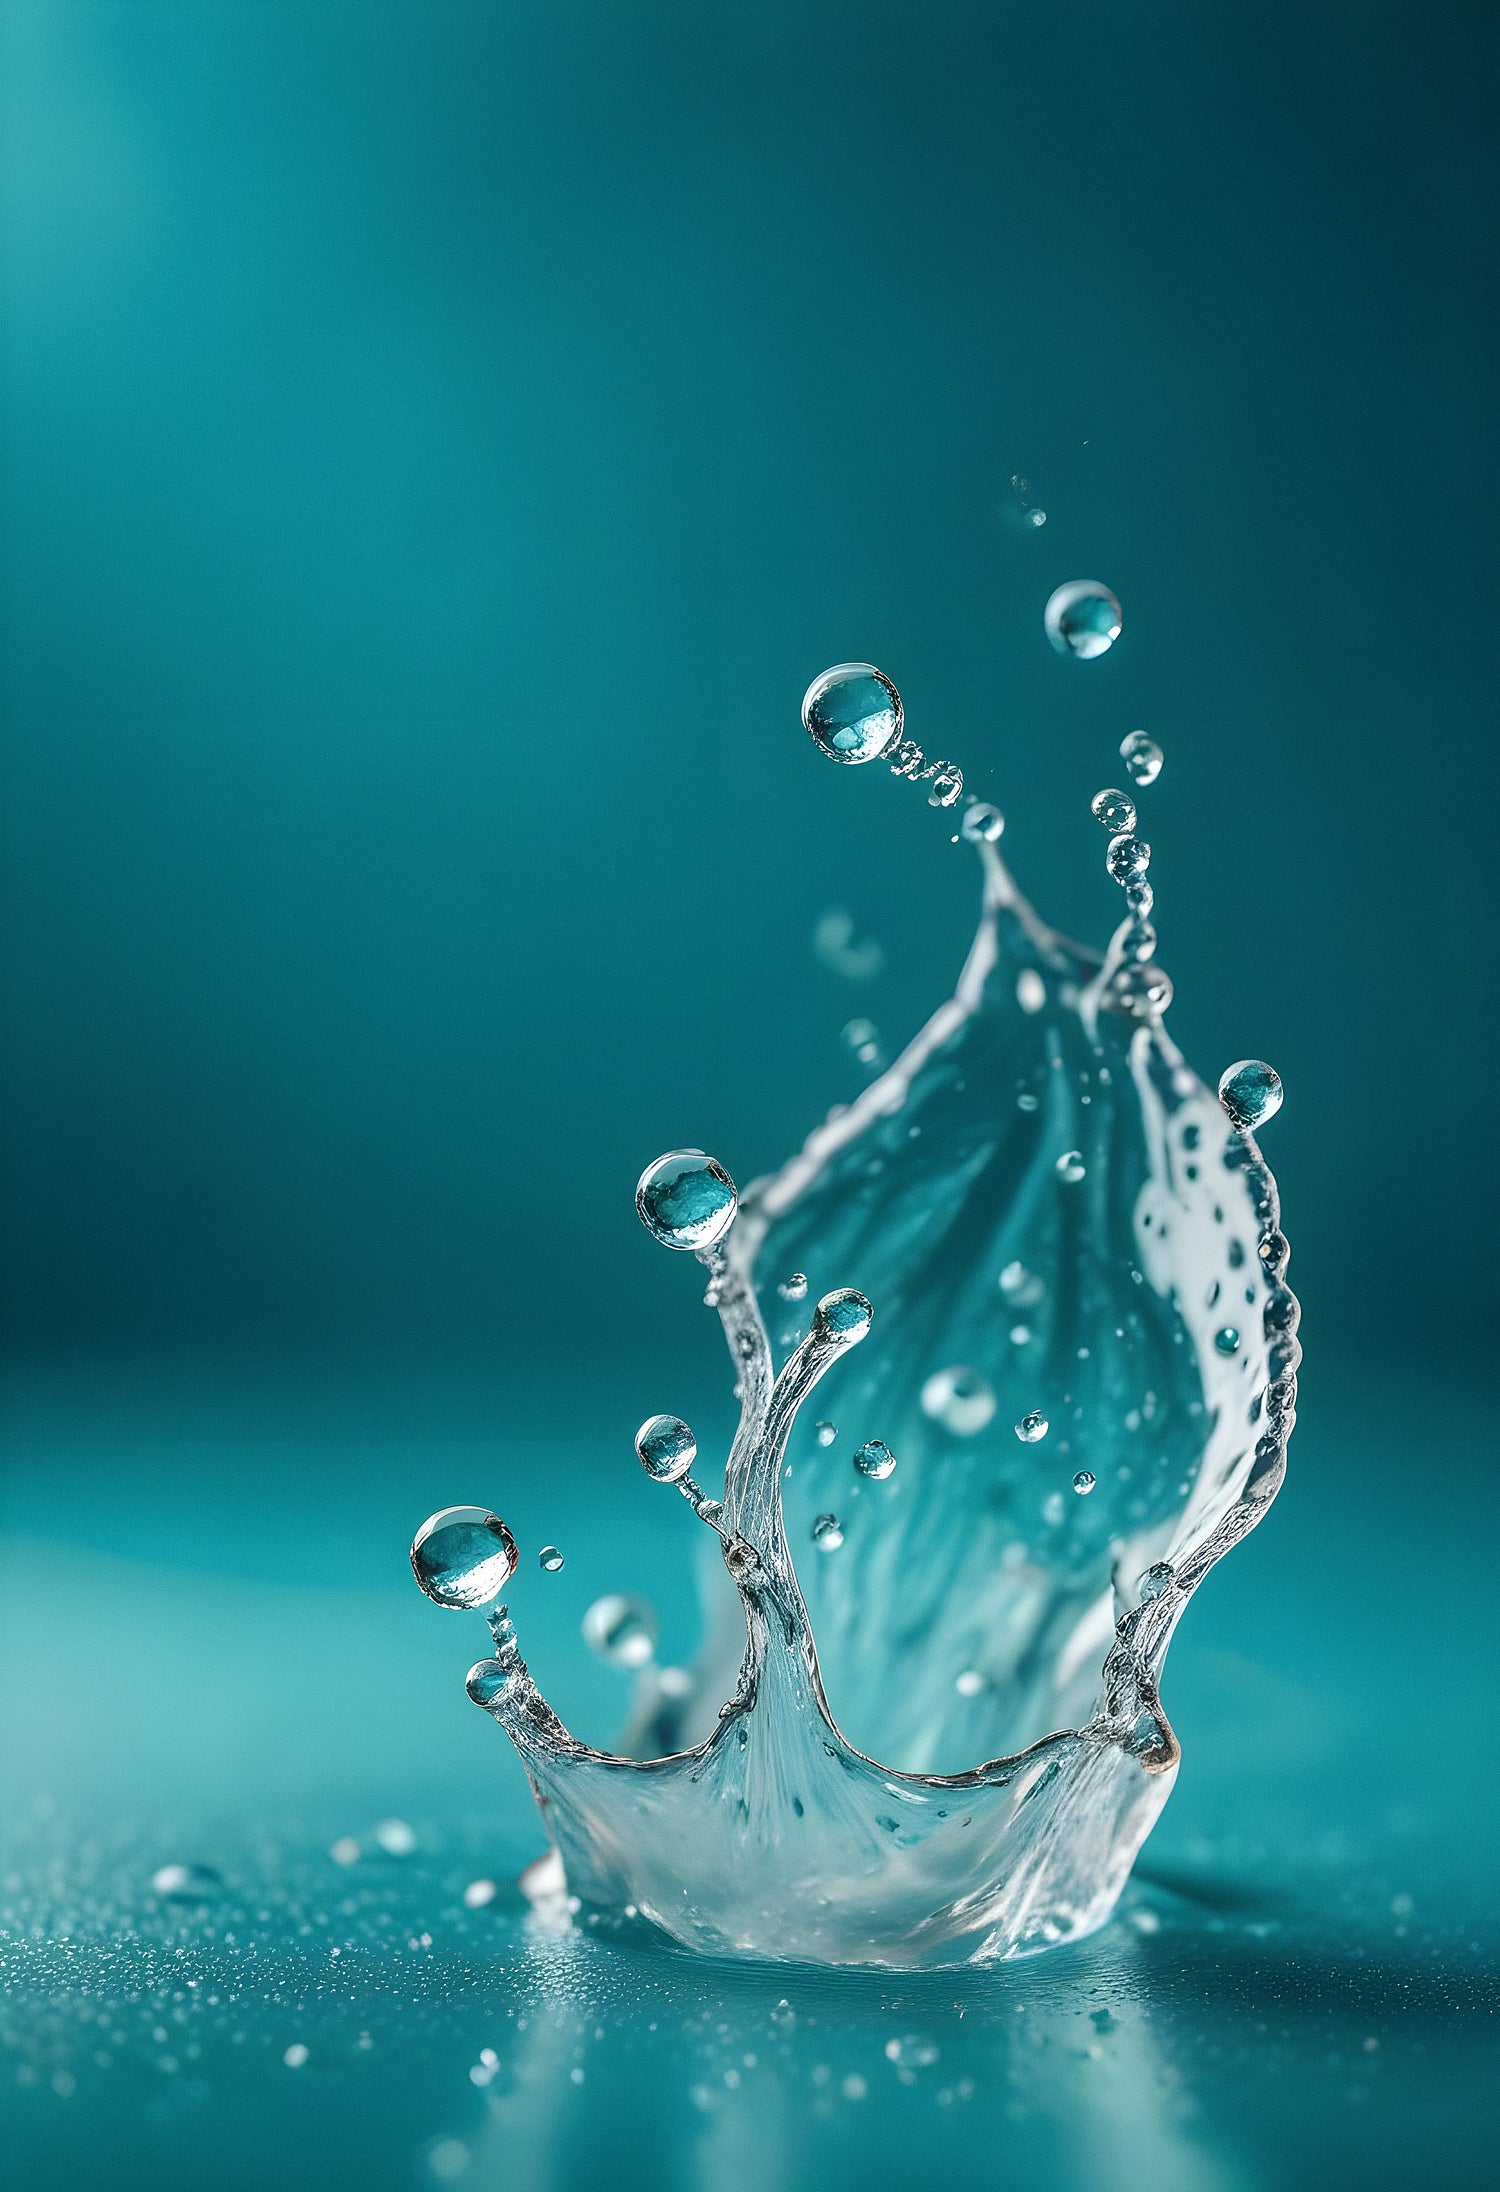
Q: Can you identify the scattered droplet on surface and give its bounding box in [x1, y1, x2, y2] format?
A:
[1073, 1470, 1097, 1495]
[961, 801, 1005, 843]
[635, 1412, 698, 1482]
[373, 1818, 417, 1858]
[919, 1364, 997, 1436]
[812, 1513, 844, 1552]
[1044, 580, 1123, 660]
[801, 663, 904, 766]
[1090, 787, 1137, 834]
[853, 1438, 896, 1479]
[1218, 1058, 1284, 1132]
[813, 1287, 874, 1344]
[582, 1592, 660, 1669]
[150, 1863, 221, 1901]
[409, 1506, 518, 1610]
[1055, 1150, 1086, 1183]
[518, 1847, 567, 1903]
[463, 1878, 498, 1908]
[635, 1150, 738, 1251]
[1119, 730, 1164, 786]
[1015, 1410, 1050, 1443]
[1214, 1326, 1242, 1356]
[538, 1545, 565, 1573]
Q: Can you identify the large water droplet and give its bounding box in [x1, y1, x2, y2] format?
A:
[635, 1150, 738, 1251]
[1218, 1059, 1284, 1132]
[813, 1288, 874, 1343]
[961, 802, 1005, 843]
[635, 1413, 698, 1482]
[802, 663, 904, 766]
[1120, 730, 1164, 786]
[1090, 787, 1137, 834]
[582, 1593, 660, 1670]
[1015, 1410, 1050, 1443]
[853, 1438, 896, 1479]
[409, 1507, 518, 1610]
[1105, 833, 1151, 883]
[539, 1545, 565, 1573]
[466, 1659, 517, 1709]
[812, 1513, 845, 1551]
[1044, 581, 1123, 660]
[919, 1365, 997, 1436]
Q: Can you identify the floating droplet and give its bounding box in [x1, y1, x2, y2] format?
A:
[811, 1513, 844, 1551]
[582, 1593, 660, 1670]
[1090, 787, 1137, 834]
[885, 2035, 940, 2069]
[1055, 1150, 1086, 1183]
[999, 1260, 1044, 1307]
[1015, 1410, 1049, 1443]
[1218, 1059, 1284, 1132]
[1119, 730, 1163, 786]
[961, 802, 1005, 843]
[778, 1272, 808, 1301]
[813, 907, 884, 981]
[954, 1669, 985, 1698]
[802, 663, 904, 766]
[1044, 580, 1123, 660]
[919, 1365, 996, 1436]
[635, 1412, 698, 1483]
[1214, 1326, 1241, 1356]
[1042, 1489, 1066, 1525]
[1016, 968, 1046, 1014]
[463, 1878, 498, 1909]
[374, 1817, 417, 1857]
[853, 1438, 896, 1479]
[1105, 833, 1151, 883]
[1073, 1470, 1096, 1495]
[150, 1863, 221, 1902]
[813, 1288, 873, 1344]
[409, 1507, 518, 1610]
[1109, 962, 1173, 1019]
[466, 1658, 517, 1708]
[1029, 508, 1047, 528]
[635, 1150, 738, 1251]
[538, 1545, 565, 1573]
[814, 1420, 838, 1448]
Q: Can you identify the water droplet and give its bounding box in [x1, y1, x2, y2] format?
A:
[466, 1658, 517, 1708]
[374, 1817, 417, 1857]
[463, 1878, 498, 1909]
[954, 1669, 985, 1698]
[1119, 730, 1164, 786]
[1016, 968, 1047, 1014]
[812, 1513, 844, 1552]
[283, 2043, 309, 2069]
[538, 1545, 565, 1573]
[1105, 833, 1151, 883]
[1073, 1470, 1096, 1494]
[1090, 787, 1137, 834]
[1137, 1561, 1175, 1604]
[813, 907, 883, 981]
[635, 1150, 738, 1251]
[694, 1496, 724, 1527]
[1217, 1059, 1284, 1132]
[1042, 1490, 1066, 1525]
[801, 663, 904, 766]
[814, 1420, 838, 1447]
[150, 1863, 221, 1901]
[1109, 963, 1174, 1019]
[853, 1439, 896, 1479]
[999, 1260, 1045, 1307]
[1044, 580, 1123, 660]
[1029, 508, 1047, 528]
[778, 1271, 808, 1301]
[813, 1287, 874, 1343]
[409, 1507, 518, 1610]
[1055, 1150, 1086, 1183]
[1015, 1410, 1049, 1443]
[919, 1365, 997, 1436]
[487, 1605, 516, 1650]
[961, 802, 1005, 844]
[1214, 1326, 1241, 1356]
[582, 1593, 660, 1670]
[885, 2035, 940, 2069]
[635, 1412, 698, 1483]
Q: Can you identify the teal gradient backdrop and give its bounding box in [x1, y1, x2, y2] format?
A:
[1, 7, 1497, 2191]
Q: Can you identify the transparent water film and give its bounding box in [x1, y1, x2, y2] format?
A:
[412, 675, 1297, 1970]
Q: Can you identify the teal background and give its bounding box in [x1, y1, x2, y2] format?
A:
[1, 4, 1496, 2189]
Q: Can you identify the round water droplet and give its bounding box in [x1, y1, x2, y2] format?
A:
[813, 1287, 873, 1343]
[1016, 968, 1047, 1014]
[1073, 1470, 1096, 1495]
[954, 1669, 985, 1698]
[635, 1150, 738, 1251]
[999, 1259, 1045, 1307]
[814, 1420, 838, 1448]
[582, 1592, 660, 1670]
[466, 1658, 516, 1709]
[1055, 1150, 1086, 1183]
[811, 1512, 844, 1551]
[1015, 1409, 1049, 1443]
[961, 801, 1005, 844]
[635, 1413, 698, 1482]
[1214, 1326, 1241, 1356]
[1105, 832, 1151, 883]
[374, 1816, 417, 1857]
[1119, 730, 1163, 786]
[538, 1544, 565, 1573]
[1109, 962, 1173, 1019]
[694, 1495, 724, 1527]
[919, 1365, 996, 1436]
[1217, 1059, 1284, 1132]
[150, 1862, 221, 1901]
[1090, 787, 1137, 834]
[853, 1438, 896, 1479]
[409, 1507, 518, 1610]
[778, 1271, 808, 1301]
[801, 663, 904, 766]
[1044, 580, 1123, 660]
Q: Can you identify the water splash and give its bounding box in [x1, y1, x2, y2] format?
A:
[410, 659, 1297, 1968]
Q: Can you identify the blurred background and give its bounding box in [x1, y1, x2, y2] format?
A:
[1, 5, 1496, 2188]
